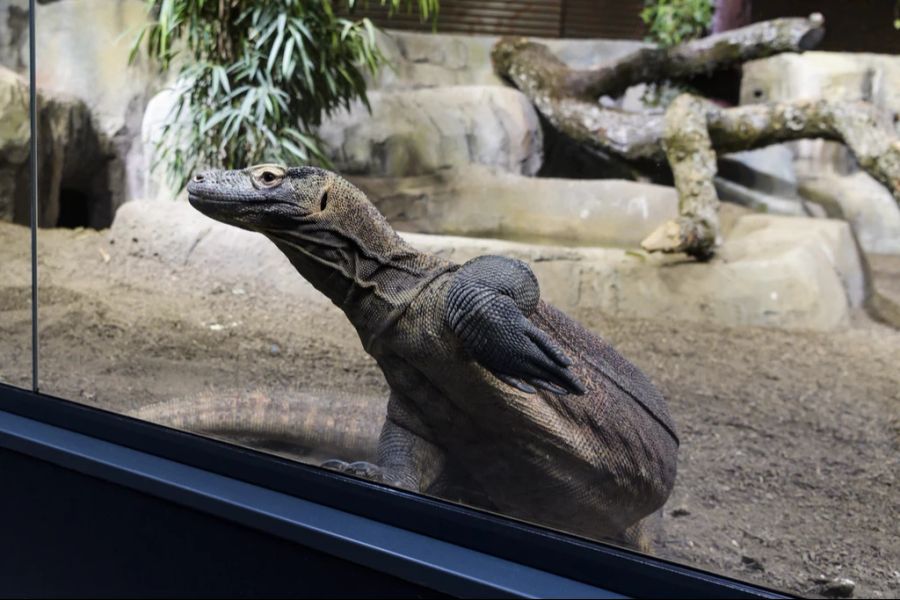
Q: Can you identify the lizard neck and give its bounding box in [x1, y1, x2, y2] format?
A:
[268, 212, 451, 349]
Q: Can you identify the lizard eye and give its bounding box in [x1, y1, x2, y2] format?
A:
[260, 171, 279, 185]
[251, 165, 286, 188]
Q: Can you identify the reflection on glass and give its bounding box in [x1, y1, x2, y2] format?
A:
[32, 1, 900, 597]
[0, 0, 32, 389]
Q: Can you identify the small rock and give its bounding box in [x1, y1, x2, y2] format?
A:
[820, 577, 856, 598]
[269, 343, 281, 356]
[209, 323, 224, 331]
[231, 287, 246, 295]
[670, 507, 690, 517]
[740, 555, 765, 572]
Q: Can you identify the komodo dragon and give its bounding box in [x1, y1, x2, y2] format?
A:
[186, 164, 679, 551]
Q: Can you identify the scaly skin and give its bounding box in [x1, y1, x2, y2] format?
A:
[187, 164, 679, 551]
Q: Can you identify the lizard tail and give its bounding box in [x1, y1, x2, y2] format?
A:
[130, 388, 385, 463]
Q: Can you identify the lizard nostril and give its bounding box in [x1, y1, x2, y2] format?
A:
[193, 173, 205, 183]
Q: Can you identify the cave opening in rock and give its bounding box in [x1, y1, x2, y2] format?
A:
[56, 188, 92, 228]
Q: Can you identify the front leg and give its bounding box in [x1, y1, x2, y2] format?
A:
[322, 393, 443, 492]
[445, 255, 585, 395]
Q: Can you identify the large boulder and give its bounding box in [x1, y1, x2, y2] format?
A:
[27, 0, 158, 207]
[741, 52, 900, 114]
[112, 200, 863, 331]
[0, 66, 114, 227]
[867, 254, 900, 329]
[0, 67, 30, 222]
[350, 166, 682, 247]
[719, 146, 798, 198]
[371, 30, 646, 91]
[317, 86, 543, 177]
[0, 0, 28, 72]
[799, 171, 900, 255]
[354, 32, 647, 179]
[741, 52, 900, 175]
[417, 214, 863, 330]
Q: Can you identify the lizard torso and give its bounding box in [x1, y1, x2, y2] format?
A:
[374, 273, 678, 539]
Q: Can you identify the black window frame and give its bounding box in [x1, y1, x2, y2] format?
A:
[6, 2, 793, 596]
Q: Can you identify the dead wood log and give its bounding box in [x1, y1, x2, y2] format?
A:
[642, 94, 719, 258]
[492, 14, 825, 102]
[492, 19, 900, 258]
[643, 94, 900, 256]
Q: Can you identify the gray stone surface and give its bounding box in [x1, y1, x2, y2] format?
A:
[112, 200, 863, 331]
[139, 87, 189, 203]
[6, 0, 161, 208]
[741, 52, 900, 115]
[722, 214, 865, 311]
[714, 178, 807, 217]
[741, 52, 900, 175]
[799, 171, 900, 255]
[0, 66, 30, 222]
[867, 254, 900, 329]
[0, 65, 114, 227]
[317, 86, 543, 177]
[351, 165, 681, 248]
[371, 29, 647, 90]
[719, 145, 798, 197]
[0, 0, 28, 72]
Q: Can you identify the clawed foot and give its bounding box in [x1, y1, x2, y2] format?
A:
[446, 256, 586, 396]
[450, 293, 586, 396]
[321, 459, 392, 484]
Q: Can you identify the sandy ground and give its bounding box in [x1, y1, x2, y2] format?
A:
[1, 219, 898, 598]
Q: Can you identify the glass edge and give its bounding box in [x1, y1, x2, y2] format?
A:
[28, 0, 38, 393]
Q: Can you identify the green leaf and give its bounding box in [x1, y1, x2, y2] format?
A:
[200, 108, 230, 134]
[282, 139, 309, 161]
[266, 13, 287, 73]
[282, 36, 295, 77]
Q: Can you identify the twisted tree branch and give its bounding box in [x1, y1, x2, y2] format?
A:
[492, 15, 900, 258]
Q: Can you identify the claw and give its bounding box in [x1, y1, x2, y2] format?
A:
[526, 323, 573, 367]
[321, 459, 389, 483]
[321, 459, 349, 471]
[496, 373, 538, 394]
[532, 379, 570, 396]
[347, 461, 383, 478]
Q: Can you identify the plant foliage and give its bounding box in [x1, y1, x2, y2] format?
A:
[131, 0, 438, 189]
[639, 0, 713, 107]
[641, 0, 714, 47]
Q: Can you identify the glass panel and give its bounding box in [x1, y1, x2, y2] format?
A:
[0, 0, 32, 389]
[33, 1, 900, 597]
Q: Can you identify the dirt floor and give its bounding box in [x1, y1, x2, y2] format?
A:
[1, 219, 898, 598]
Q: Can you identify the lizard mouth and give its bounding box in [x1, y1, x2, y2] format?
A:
[187, 188, 305, 234]
[187, 191, 238, 206]
[186, 188, 255, 225]
[187, 191, 241, 215]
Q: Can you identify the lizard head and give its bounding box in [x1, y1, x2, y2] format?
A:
[187, 164, 336, 232]
[187, 164, 417, 283]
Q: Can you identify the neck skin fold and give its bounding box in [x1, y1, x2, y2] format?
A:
[268, 220, 452, 350]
